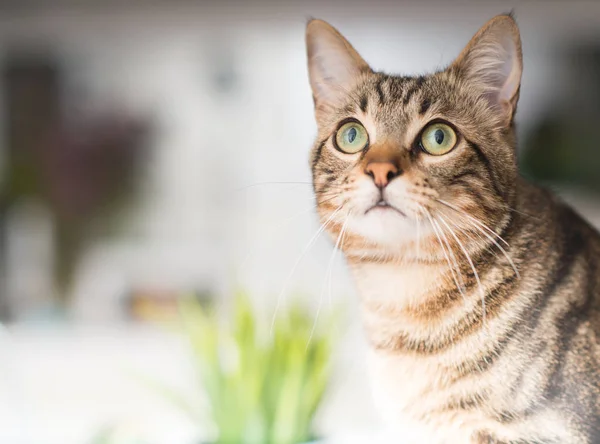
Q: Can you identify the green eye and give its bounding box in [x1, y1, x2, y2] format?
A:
[335, 121, 369, 153]
[420, 123, 457, 156]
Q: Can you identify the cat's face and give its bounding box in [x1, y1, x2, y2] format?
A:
[306, 16, 522, 261]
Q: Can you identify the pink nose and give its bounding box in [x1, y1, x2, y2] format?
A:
[365, 162, 400, 188]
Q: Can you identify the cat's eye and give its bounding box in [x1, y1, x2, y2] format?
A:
[335, 121, 369, 154]
[420, 123, 457, 156]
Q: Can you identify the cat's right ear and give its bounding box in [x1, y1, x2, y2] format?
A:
[306, 19, 371, 119]
[450, 14, 523, 128]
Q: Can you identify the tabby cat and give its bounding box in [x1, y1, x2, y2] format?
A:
[306, 14, 600, 443]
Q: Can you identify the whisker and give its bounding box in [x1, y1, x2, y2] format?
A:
[436, 217, 466, 287]
[329, 216, 349, 306]
[270, 206, 342, 336]
[439, 214, 486, 327]
[416, 211, 421, 261]
[236, 181, 312, 191]
[242, 193, 344, 273]
[303, 191, 344, 208]
[473, 219, 520, 278]
[445, 213, 500, 260]
[432, 217, 467, 295]
[308, 213, 349, 350]
[238, 178, 341, 193]
[424, 209, 467, 301]
[240, 204, 323, 272]
[506, 205, 541, 221]
[437, 199, 510, 247]
[314, 194, 344, 208]
[440, 204, 520, 279]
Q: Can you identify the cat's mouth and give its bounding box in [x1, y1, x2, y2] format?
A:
[365, 199, 406, 217]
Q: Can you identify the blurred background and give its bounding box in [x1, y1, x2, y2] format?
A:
[2, 1, 600, 443]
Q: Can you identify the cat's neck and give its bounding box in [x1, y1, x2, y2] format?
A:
[349, 259, 445, 309]
[347, 257, 483, 353]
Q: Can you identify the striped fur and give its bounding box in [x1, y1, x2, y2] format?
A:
[306, 15, 600, 443]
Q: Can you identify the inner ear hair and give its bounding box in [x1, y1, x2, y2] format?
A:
[450, 14, 523, 127]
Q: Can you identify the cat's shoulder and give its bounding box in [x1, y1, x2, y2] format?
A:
[519, 179, 600, 238]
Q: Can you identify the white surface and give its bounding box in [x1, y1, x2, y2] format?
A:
[0, 325, 200, 444]
[0, 322, 380, 444]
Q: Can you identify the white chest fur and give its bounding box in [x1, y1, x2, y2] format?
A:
[350, 262, 486, 443]
[367, 348, 482, 444]
[350, 261, 443, 307]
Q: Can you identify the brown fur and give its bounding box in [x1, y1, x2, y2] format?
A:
[306, 14, 600, 443]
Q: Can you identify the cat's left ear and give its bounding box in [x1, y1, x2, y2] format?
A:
[450, 14, 523, 127]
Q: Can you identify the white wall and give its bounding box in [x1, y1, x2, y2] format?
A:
[0, 1, 598, 320]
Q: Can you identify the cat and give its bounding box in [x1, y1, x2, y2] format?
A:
[305, 14, 600, 444]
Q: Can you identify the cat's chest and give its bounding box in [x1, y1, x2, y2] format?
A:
[367, 350, 487, 443]
[368, 349, 447, 415]
[351, 262, 442, 305]
[352, 262, 488, 442]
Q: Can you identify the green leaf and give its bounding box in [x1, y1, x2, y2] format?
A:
[147, 291, 341, 444]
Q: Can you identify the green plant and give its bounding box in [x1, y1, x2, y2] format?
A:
[180, 291, 337, 444]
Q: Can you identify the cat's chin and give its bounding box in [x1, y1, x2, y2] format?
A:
[348, 209, 419, 246]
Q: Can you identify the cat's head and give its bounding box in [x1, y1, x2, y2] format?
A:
[306, 15, 522, 261]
